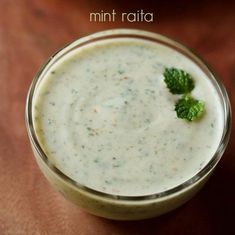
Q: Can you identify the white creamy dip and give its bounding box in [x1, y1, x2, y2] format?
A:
[33, 38, 223, 196]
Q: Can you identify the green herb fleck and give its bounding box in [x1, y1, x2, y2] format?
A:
[118, 69, 125, 75]
[164, 67, 194, 94]
[112, 164, 120, 168]
[175, 95, 205, 121]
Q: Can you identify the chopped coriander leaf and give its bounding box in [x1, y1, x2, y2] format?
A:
[175, 95, 205, 121]
[164, 67, 195, 94]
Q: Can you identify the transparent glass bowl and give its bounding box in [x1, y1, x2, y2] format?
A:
[25, 29, 231, 220]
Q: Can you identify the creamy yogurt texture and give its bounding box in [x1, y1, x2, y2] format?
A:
[33, 38, 223, 196]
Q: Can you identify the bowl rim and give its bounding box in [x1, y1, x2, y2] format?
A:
[25, 28, 232, 201]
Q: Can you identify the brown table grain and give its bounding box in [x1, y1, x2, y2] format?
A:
[0, 1, 235, 234]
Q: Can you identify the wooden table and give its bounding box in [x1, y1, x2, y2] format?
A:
[0, 1, 234, 234]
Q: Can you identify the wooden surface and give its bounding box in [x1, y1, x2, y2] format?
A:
[0, 1, 235, 234]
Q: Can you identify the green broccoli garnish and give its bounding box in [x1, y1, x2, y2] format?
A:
[164, 67, 195, 94]
[175, 95, 205, 121]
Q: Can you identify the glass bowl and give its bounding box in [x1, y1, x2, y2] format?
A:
[25, 29, 231, 220]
